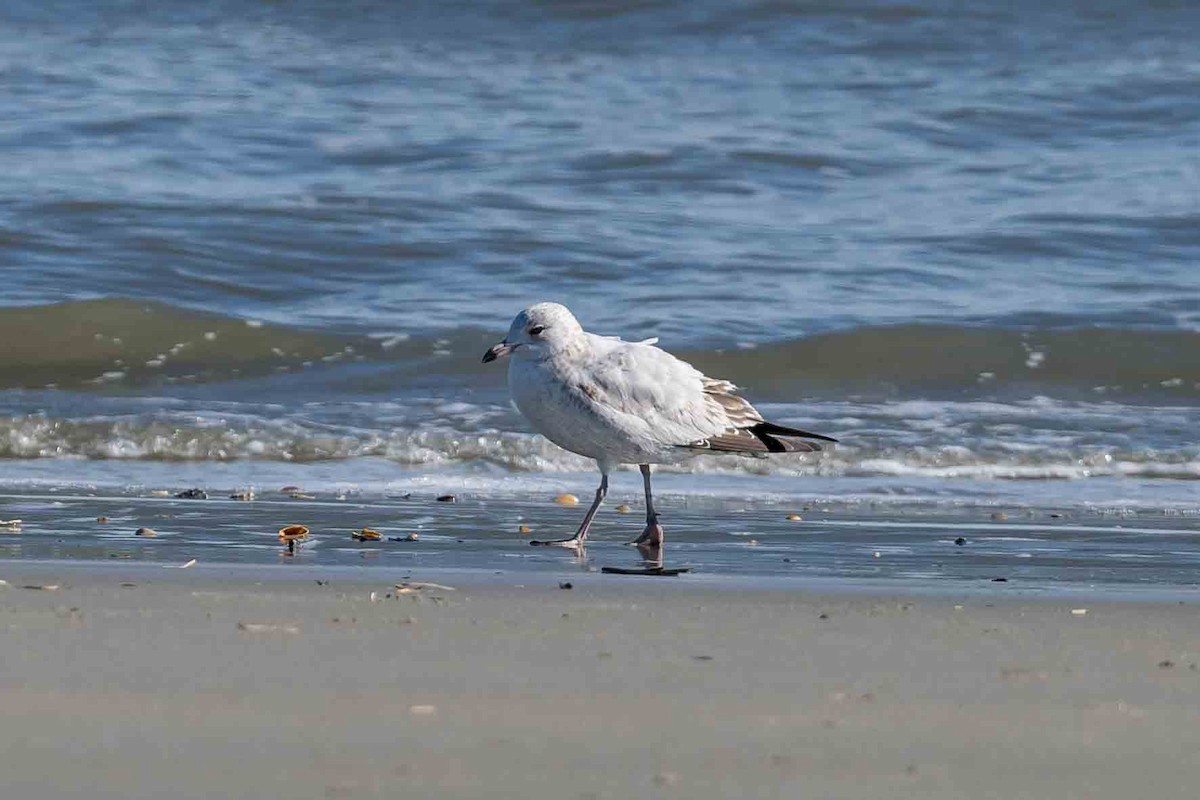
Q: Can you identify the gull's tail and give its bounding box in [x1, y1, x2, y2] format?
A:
[685, 421, 838, 455]
[749, 421, 838, 454]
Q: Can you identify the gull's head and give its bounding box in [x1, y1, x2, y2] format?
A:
[482, 302, 584, 363]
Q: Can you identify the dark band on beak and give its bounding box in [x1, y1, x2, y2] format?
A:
[482, 341, 515, 363]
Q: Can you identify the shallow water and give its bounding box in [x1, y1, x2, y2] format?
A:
[3, 482, 1199, 594]
[1, 1, 1198, 584]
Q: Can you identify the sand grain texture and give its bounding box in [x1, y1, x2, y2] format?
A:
[1, 571, 1198, 799]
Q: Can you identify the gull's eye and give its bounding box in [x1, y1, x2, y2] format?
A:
[528, 325, 546, 336]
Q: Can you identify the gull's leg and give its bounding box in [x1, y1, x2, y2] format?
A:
[629, 464, 665, 547]
[531, 472, 607, 548]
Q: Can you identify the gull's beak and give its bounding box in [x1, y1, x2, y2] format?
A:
[482, 340, 515, 363]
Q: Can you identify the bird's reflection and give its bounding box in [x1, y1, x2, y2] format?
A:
[636, 540, 662, 567]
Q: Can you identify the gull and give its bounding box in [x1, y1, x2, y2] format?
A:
[482, 302, 836, 548]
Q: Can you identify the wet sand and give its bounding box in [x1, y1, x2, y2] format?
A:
[2, 566, 1199, 799]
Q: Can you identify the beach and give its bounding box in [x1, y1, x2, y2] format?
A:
[3, 1, 1200, 795]
[4, 565, 1199, 799]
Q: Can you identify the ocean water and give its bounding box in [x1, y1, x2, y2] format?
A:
[1, 1, 1198, 587]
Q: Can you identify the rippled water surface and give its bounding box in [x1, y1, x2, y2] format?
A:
[1, 1, 1198, 584]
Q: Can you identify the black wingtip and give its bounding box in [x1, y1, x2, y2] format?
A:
[752, 421, 838, 444]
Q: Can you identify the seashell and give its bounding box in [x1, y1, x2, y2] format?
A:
[135, 527, 157, 537]
[237, 622, 299, 634]
[351, 528, 381, 541]
[278, 524, 310, 541]
[555, 494, 579, 506]
[786, 514, 802, 521]
[518, 524, 532, 534]
[614, 504, 631, 514]
[405, 532, 419, 541]
[395, 581, 456, 592]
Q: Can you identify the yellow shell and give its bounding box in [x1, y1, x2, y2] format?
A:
[278, 524, 310, 540]
[615, 504, 631, 514]
[135, 527, 157, 537]
[351, 528, 382, 541]
[518, 524, 532, 534]
[555, 493, 579, 506]
[786, 514, 803, 521]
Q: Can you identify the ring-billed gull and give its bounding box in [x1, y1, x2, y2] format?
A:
[483, 302, 836, 548]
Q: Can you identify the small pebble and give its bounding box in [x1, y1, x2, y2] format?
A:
[175, 488, 207, 500]
[615, 504, 632, 514]
[1071, 608, 1088, 616]
[652, 772, 680, 788]
[518, 524, 532, 534]
[436, 494, 456, 503]
[96, 516, 109, 523]
[555, 494, 579, 506]
[786, 514, 802, 521]
[990, 512, 1008, 521]
[872, 551, 881, 558]
[408, 704, 438, 716]
[559, 581, 573, 590]
[954, 537, 967, 546]
[135, 527, 157, 537]
[1158, 660, 1175, 669]
[991, 577, 1008, 583]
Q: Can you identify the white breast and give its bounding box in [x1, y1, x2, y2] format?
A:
[508, 353, 668, 468]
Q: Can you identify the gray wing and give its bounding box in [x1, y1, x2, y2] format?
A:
[573, 338, 834, 454]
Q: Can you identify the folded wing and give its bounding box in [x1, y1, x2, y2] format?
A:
[574, 337, 835, 455]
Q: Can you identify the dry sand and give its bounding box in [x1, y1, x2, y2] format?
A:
[2, 566, 1199, 799]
